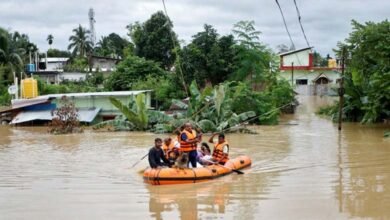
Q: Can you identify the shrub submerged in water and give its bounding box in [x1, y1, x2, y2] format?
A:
[48, 96, 83, 134]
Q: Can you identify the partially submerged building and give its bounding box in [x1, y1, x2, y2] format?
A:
[0, 89, 152, 125]
[278, 47, 341, 95]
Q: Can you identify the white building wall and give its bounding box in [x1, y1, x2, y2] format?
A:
[59, 72, 87, 82]
[282, 50, 310, 67]
[46, 62, 65, 72]
[92, 59, 117, 72]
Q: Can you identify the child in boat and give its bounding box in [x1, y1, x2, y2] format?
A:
[197, 142, 213, 165]
[162, 137, 179, 165]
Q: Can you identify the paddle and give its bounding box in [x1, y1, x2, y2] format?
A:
[131, 153, 148, 168]
[204, 159, 244, 175]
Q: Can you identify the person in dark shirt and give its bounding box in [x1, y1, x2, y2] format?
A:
[148, 138, 170, 168]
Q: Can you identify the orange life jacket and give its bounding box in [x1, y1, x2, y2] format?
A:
[162, 141, 175, 154]
[162, 141, 176, 160]
[212, 141, 229, 163]
[179, 129, 197, 152]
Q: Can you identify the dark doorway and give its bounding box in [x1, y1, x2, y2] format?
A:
[315, 77, 329, 84]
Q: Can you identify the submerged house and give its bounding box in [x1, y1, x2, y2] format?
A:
[0, 90, 152, 125]
[278, 47, 341, 95]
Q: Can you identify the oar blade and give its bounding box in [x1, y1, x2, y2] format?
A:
[232, 169, 244, 175]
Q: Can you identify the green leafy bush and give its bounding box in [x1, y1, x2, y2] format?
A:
[104, 55, 167, 91]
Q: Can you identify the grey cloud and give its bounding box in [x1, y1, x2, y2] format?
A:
[0, 0, 389, 56]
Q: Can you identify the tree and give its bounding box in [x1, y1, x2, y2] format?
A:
[179, 24, 236, 87]
[231, 20, 272, 84]
[330, 19, 390, 123]
[0, 28, 38, 106]
[347, 19, 390, 123]
[130, 75, 186, 110]
[93, 94, 149, 131]
[127, 11, 178, 70]
[276, 44, 289, 53]
[312, 51, 328, 67]
[105, 55, 167, 91]
[68, 25, 92, 57]
[0, 28, 24, 76]
[95, 36, 114, 57]
[47, 48, 71, 57]
[47, 34, 53, 48]
[9, 31, 38, 64]
[232, 20, 261, 48]
[94, 33, 131, 58]
[106, 33, 130, 58]
[48, 96, 82, 134]
[172, 81, 257, 132]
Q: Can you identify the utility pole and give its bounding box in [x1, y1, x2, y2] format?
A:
[291, 62, 294, 86]
[338, 47, 346, 131]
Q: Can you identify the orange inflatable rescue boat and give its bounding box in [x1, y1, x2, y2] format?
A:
[143, 155, 251, 185]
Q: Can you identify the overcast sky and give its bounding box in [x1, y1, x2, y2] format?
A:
[1, 0, 389, 56]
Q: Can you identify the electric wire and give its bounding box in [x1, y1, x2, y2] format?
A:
[275, 0, 304, 67]
[293, 0, 310, 47]
[275, 0, 295, 50]
[161, 0, 189, 96]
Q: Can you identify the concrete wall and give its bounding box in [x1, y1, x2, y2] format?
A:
[52, 91, 153, 117]
[59, 72, 87, 82]
[46, 62, 65, 72]
[34, 73, 59, 84]
[295, 84, 338, 96]
[282, 50, 311, 67]
[278, 69, 340, 96]
[92, 59, 117, 72]
[278, 69, 340, 85]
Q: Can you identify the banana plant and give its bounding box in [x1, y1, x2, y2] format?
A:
[172, 80, 213, 121]
[92, 115, 134, 131]
[173, 81, 257, 132]
[93, 94, 149, 131]
[109, 94, 148, 130]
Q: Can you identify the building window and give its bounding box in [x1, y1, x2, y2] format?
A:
[296, 79, 308, 85]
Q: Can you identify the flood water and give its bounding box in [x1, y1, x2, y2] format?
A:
[0, 96, 389, 220]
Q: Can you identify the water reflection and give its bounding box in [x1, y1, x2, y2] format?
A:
[0, 126, 12, 149]
[337, 123, 390, 218]
[0, 96, 389, 219]
[147, 181, 230, 220]
[146, 172, 276, 220]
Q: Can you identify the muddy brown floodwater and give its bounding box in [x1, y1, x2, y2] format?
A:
[0, 96, 389, 220]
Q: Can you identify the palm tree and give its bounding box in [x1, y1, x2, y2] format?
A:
[67, 25, 92, 57]
[0, 28, 24, 74]
[96, 36, 114, 56]
[47, 34, 53, 48]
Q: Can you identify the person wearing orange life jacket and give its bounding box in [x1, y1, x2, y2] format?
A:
[179, 123, 201, 168]
[162, 137, 179, 164]
[208, 133, 229, 164]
